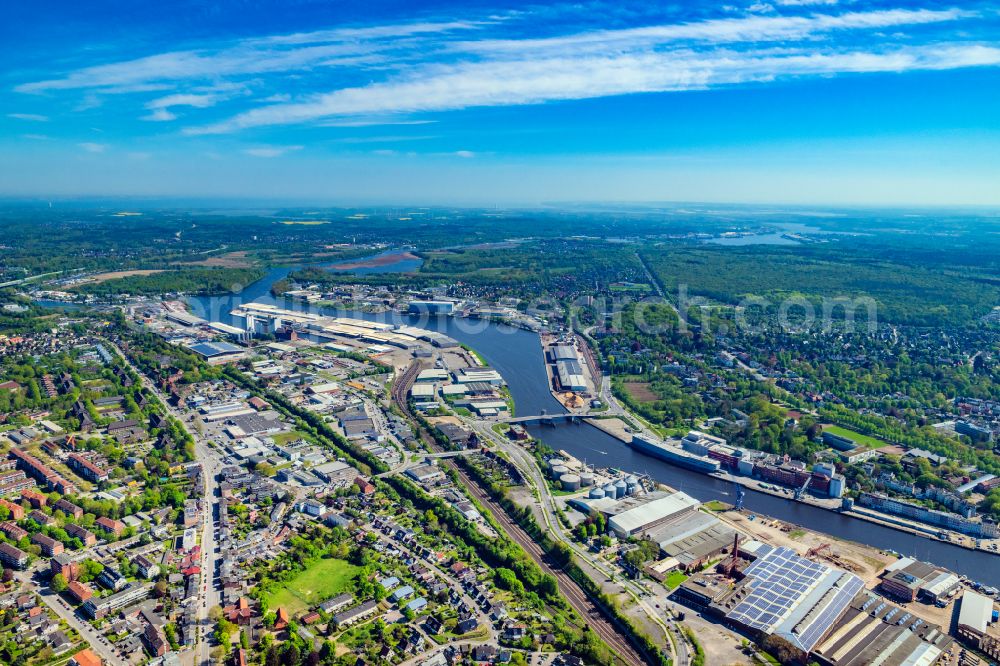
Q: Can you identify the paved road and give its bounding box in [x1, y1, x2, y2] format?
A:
[110, 340, 223, 666]
[390, 365, 650, 666]
[474, 423, 688, 665]
[14, 569, 127, 665]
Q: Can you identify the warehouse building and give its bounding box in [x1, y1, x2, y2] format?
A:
[187, 341, 246, 365]
[813, 590, 952, 666]
[408, 300, 454, 314]
[555, 359, 587, 392]
[956, 591, 1000, 660]
[679, 545, 865, 656]
[550, 345, 579, 361]
[879, 557, 961, 604]
[644, 511, 739, 571]
[606, 491, 700, 538]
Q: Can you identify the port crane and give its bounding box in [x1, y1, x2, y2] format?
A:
[794, 475, 811, 501]
[806, 543, 831, 559]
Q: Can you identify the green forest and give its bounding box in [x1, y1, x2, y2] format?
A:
[640, 246, 1000, 327]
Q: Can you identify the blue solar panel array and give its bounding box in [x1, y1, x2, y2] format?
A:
[794, 576, 864, 652]
[726, 546, 864, 653]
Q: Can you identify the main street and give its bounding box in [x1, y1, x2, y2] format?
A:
[109, 340, 223, 666]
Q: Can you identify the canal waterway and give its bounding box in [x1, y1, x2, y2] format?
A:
[187, 265, 1000, 586]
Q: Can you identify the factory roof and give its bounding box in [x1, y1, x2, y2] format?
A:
[644, 511, 737, 566]
[416, 369, 449, 382]
[188, 341, 243, 358]
[410, 384, 436, 398]
[724, 546, 864, 653]
[813, 590, 951, 666]
[551, 345, 578, 360]
[607, 491, 699, 536]
[958, 590, 993, 634]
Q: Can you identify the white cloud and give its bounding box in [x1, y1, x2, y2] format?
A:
[776, 0, 839, 5]
[8, 113, 48, 121]
[147, 92, 225, 109]
[318, 118, 436, 127]
[14, 20, 479, 94]
[243, 145, 303, 157]
[143, 108, 177, 122]
[189, 42, 1000, 134]
[78, 142, 106, 153]
[12, 4, 997, 139]
[453, 8, 971, 55]
[454, 150, 476, 158]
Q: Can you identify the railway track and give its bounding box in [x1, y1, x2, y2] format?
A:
[391, 362, 651, 666]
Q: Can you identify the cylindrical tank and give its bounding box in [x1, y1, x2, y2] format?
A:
[550, 465, 569, 479]
[603, 483, 616, 498]
[588, 487, 605, 499]
[560, 474, 581, 491]
[548, 458, 567, 471]
[614, 480, 628, 499]
[626, 476, 640, 495]
[579, 472, 595, 487]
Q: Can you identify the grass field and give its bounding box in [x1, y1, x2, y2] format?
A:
[823, 425, 885, 449]
[664, 571, 689, 590]
[624, 382, 658, 403]
[271, 430, 310, 445]
[265, 558, 360, 616]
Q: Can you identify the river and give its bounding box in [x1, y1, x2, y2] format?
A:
[187, 266, 1000, 586]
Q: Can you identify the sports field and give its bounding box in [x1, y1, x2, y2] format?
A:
[823, 425, 885, 449]
[265, 558, 360, 616]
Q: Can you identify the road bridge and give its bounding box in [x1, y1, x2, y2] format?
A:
[502, 412, 602, 425]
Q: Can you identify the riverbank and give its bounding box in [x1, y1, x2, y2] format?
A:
[185, 266, 1000, 586]
[587, 416, 999, 557]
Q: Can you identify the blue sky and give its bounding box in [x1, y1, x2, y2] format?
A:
[2, 0, 999, 205]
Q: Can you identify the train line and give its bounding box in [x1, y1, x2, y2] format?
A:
[390, 362, 651, 666]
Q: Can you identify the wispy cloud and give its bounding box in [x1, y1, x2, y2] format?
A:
[143, 108, 176, 122]
[452, 8, 971, 54]
[11, 4, 1000, 139]
[143, 91, 233, 121]
[8, 113, 49, 121]
[243, 145, 303, 157]
[15, 20, 480, 94]
[318, 118, 437, 128]
[189, 42, 1000, 134]
[78, 142, 107, 153]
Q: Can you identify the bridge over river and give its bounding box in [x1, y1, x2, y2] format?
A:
[502, 412, 602, 425]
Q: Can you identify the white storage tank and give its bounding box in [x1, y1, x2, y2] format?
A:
[560, 474, 582, 492]
[550, 465, 569, 479]
[589, 487, 606, 499]
[579, 472, 596, 487]
[603, 483, 616, 498]
[626, 475, 640, 495]
[548, 457, 567, 471]
[614, 479, 628, 499]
